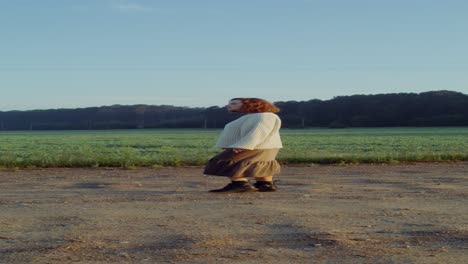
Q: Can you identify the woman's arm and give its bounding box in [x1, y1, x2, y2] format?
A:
[232, 148, 247, 153]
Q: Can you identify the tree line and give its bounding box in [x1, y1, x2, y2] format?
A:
[0, 90, 467, 130]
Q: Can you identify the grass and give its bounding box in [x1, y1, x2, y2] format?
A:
[0, 127, 467, 169]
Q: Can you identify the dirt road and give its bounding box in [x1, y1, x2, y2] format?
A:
[1, 163, 467, 263]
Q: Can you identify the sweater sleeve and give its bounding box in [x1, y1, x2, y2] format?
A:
[227, 114, 276, 150]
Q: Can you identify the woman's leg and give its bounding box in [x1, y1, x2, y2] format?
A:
[229, 176, 248, 182]
[254, 176, 273, 182]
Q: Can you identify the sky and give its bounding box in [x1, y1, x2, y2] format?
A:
[1, 0, 467, 111]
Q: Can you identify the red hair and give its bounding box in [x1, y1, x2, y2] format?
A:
[230, 98, 280, 113]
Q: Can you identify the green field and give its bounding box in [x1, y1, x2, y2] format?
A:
[0, 128, 467, 169]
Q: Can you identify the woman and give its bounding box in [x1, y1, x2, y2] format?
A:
[204, 98, 283, 193]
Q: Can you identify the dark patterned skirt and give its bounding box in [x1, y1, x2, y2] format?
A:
[204, 148, 281, 178]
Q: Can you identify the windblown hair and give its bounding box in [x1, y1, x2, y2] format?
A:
[230, 98, 280, 113]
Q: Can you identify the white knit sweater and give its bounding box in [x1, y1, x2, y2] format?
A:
[215, 112, 283, 150]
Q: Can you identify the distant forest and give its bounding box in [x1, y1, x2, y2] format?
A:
[1, 90, 467, 130]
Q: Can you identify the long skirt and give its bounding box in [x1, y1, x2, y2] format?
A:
[203, 148, 281, 178]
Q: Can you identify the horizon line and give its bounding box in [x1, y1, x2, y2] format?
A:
[0, 90, 465, 112]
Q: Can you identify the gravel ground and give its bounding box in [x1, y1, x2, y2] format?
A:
[1, 162, 467, 263]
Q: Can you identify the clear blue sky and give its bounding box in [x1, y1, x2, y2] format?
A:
[1, 0, 467, 111]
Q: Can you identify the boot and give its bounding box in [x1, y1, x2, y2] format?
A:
[209, 181, 258, 193]
[254, 181, 278, 192]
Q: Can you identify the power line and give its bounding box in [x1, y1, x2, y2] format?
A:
[0, 64, 467, 72]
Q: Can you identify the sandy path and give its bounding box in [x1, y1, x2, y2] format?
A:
[1, 163, 467, 263]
